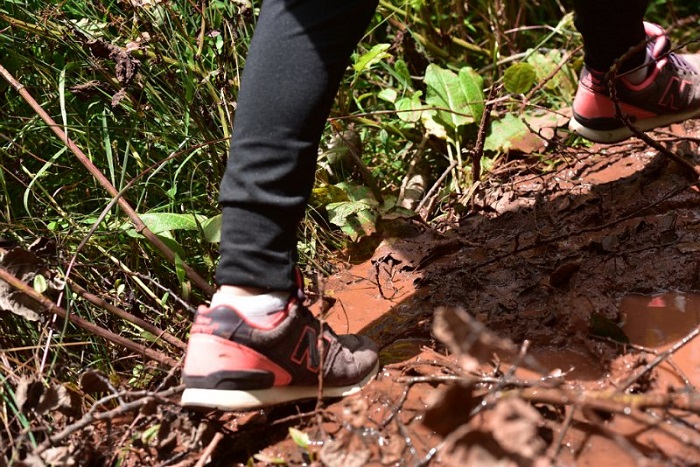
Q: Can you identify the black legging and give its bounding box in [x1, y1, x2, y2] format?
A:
[216, 0, 650, 291]
[573, 0, 649, 72]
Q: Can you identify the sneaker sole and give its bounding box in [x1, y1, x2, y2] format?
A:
[180, 362, 380, 411]
[569, 107, 700, 143]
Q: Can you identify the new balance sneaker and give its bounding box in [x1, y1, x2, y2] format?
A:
[180, 286, 379, 411]
[570, 22, 700, 143]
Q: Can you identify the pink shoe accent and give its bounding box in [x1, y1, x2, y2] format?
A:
[183, 334, 292, 386]
[573, 84, 657, 121]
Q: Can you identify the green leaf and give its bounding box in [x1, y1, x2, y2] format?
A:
[33, 275, 48, 294]
[377, 88, 398, 103]
[484, 114, 531, 153]
[393, 59, 412, 89]
[395, 91, 423, 123]
[458, 67, 485, 123]
[503, 62, 537, 94]
[424, 64, 484, 130]
[137, 212, 206, 234]
[155, 234, 187, 259]
[335, 182, 377, 203]
[201, 214, 222, 243]
[288, 427, 310, 449]
[353, 43, 391, 72]
[121, 213, 208, 237]
[526, 50, 577, 96]
[326, 199, 378, 241]
[174, 253, 186, 286]
[140, 424, 160, 445]
[253, 453, 286, 465]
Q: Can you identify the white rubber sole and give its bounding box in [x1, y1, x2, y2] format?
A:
[569, 107, 700, 144]
[181, 362, 380, 412]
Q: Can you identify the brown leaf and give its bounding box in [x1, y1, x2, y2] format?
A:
[14, 378, 44, 413]
[422, 383, 478, 436]
[319, 437, 370, 467]
[0, 248, 45, 321]
[79, 369, 113, 395]
[489, 398, 546, 460]
[433, 306, 517, 369]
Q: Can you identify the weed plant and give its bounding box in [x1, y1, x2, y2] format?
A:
[0, 0, 698, 460]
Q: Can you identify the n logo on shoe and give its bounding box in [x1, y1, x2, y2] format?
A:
[659, 76, 692, 110]
[291, 325, 330, 373]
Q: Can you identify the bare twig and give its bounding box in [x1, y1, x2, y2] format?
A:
[619, 324, 700, 391]
[471, 85, 497, 183]
[37, 384, 184, 452]
[68, 280, 187, 350]
[194, 432, 224, 467]
[0, 267, 178, 367]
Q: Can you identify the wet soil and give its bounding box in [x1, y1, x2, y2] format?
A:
[23, 122, 700, 466]
[265, 120, 700, 466]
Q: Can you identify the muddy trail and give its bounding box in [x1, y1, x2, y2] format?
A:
[16, 121, 700, 466]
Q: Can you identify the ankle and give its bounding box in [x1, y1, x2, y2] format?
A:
[210, 287, 290, 327]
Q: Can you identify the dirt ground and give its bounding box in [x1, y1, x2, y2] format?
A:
[17, 120, 700, 466]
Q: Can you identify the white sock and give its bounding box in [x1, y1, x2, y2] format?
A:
[624, 50, 652, 84]
[210, 290, 289, 318]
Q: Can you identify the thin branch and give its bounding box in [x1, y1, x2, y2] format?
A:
[0, 267, 178, 367]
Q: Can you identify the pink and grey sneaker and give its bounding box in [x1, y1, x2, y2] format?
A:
[180, 286, 379, 411]
[570, 22, 700, 143]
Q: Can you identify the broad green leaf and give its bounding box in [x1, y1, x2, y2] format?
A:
[326, 200, 374, 225]
[335, 182, 377, 204]
[155, 234, 186, 259]
[326, 200, 377, 241]
[424, 64, 484, 130]
[174, 253, 186, 286]
[393, 59, 412, 89]
[140, 424, 160, 445]
[202, 214, 222, 243]
[458, 67, 485, 123]
[130, 212, 207, 234]
[353, 43, 391, 72]
[310, 185, 349, 207]
[503, 63, 537, 94]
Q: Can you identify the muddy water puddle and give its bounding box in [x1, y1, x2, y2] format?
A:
[621, 291, 700, 388]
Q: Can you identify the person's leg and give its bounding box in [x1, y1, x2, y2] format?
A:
[572, 0, 648, 73]
[181, 0, 380, 411]
[570, 1, 700, 143]
[216, 0, 378, 293]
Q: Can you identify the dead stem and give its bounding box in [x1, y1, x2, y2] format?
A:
[36, 384, 184, 453]
[0, 267, 178, 367]
[194, 432, 224, 467]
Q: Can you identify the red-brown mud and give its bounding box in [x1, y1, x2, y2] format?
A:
[248, 121, 700, 466]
